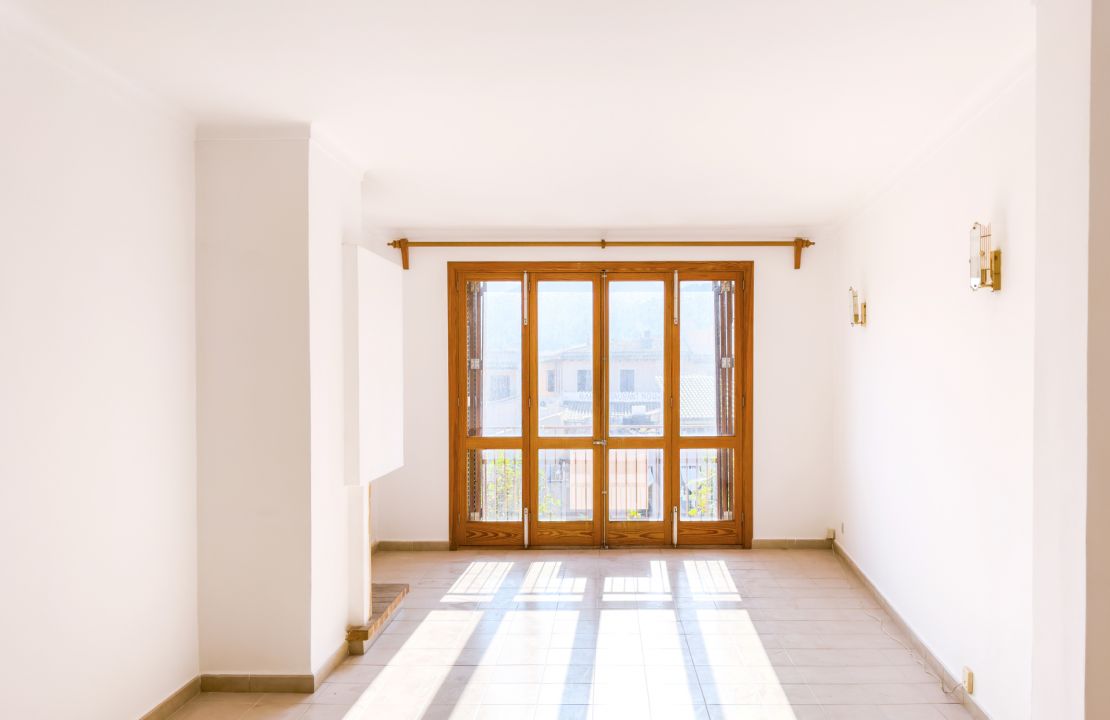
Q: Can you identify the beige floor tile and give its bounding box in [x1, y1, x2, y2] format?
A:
[647, 681, 704, 705]
[237, 705, 308, 720]
[191, 693, 262, 705]
[534, 705, 590, 720]
[809, 682, 949, 705]
[169, 701, 254, 720]
[421, 705, 481, 720]
[480, 682, 542, 705]
[796, 664, 935, 684]
[322, 663, 384, 684]
[252, 694, 313, 707]
[821, 707, 946, 719]
[591, 706, 651, 720]
[536, 682, 592, 704]
[297, 707, 353, 720]
[700, 682, 815, 706]
[650, 704, 710, 720]
[306, 683, 367, 706]
[474, 705, 536, 720]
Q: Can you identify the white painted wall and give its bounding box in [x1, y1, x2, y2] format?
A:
[1032, 2, 1092, 718]
[345, 247, 405, 486]
[197, 128, 364, 676]
[308, 139, 363, 671]
[0, 6, 198, 718]
[1088, 3, 1109, 716]
[832, 68, 1035, 720]
[365, 233, 838, 542]
[196, 129, 313, 674]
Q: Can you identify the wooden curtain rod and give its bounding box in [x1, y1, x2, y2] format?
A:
[388, 237, 814, 270]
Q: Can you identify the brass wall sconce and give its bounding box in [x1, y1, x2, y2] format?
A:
[970, 222, 1002, 292]
[849, 287, 867, 326]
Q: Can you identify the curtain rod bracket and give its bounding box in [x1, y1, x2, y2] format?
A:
[793, 237, 814, 270]
[388, 238, 411, 269]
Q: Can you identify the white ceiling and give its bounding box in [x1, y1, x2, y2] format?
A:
[16, 0, 1034, 228]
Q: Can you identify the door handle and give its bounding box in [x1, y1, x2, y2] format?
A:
[673, 506, 679, 547]
[592, 439, 607, 446]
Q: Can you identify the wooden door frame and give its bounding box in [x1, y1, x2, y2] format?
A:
[448, 261, 754, 549]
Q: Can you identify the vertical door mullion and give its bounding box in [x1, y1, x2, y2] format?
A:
[667, 271, 678, 545]
[523, 271, 532, 546]
[598, 271, 609, 548]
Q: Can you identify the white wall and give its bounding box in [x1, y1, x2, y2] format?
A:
[345, 247, 404, 486]
[832, 68, 1035, 720]
[1032, 1, 1092, 718]
[1088, 2, 1110, 715]
[0, 6, 198, 718]
[366, 234, 838, 542]
[308, 139, 363, 671]
[197, 128, 363, 676]
[196, 129, 313, 674]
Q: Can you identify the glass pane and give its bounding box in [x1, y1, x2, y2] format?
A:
[608, 449, 663, 521]
[537, 281, 593, 436]
[466, 449, 522, 522]
[680, 280, 735, 436]
[537, 449, 593, 521]
[679, 448, 735, 521]
[608, 281, 665, 437]
[466, 281, 522, 437]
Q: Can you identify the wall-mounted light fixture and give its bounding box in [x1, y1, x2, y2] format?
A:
[970, 222, 1001, 292]
[849, 287, 867, 327]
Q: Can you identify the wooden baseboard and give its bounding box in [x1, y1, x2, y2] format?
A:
[140, 677, 201, 720]
[751, 538, 832, 549]
[374, 540, 451, 552]
[832, 541, 991, 720]
[199, 674, 315, 693]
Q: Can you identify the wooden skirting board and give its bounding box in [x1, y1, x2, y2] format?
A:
[373, 540, 451, 552]
[199, 674, 316, 693]
[750, 538, 832, 549]
[832, 541, 991, 720]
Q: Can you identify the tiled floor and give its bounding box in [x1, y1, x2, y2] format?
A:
[171, 548, 972, 720]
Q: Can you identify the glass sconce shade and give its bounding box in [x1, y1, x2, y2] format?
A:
[970, 222, 999, 291]
[970, 223, 986, 289]
[849, 287, 863, 326]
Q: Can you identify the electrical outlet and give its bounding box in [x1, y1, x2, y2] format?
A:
[826, 528, 836, 540]
[841, 522, 845, 535]
[963, 667, 975, 695]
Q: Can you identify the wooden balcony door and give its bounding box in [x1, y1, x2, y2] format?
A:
[528, 273, 603, 546]
[449, 262, 752, 549]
